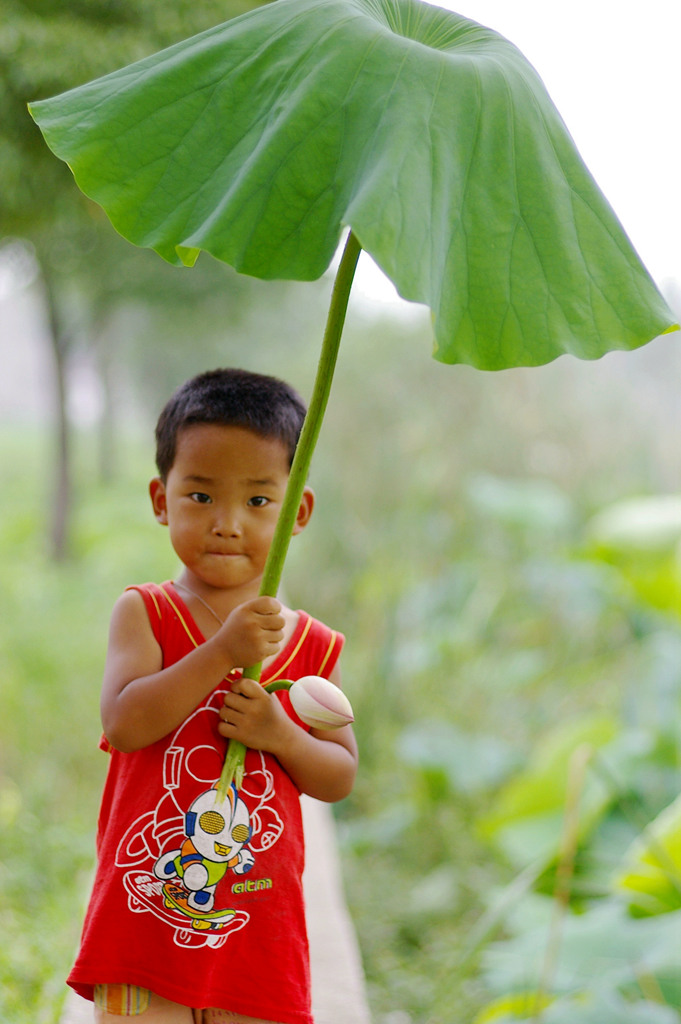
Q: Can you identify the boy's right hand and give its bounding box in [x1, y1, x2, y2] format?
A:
[216, 596, 285, 670]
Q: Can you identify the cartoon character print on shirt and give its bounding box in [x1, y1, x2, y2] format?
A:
[113, 688, 285, 948]
[153, 782, 254, 912]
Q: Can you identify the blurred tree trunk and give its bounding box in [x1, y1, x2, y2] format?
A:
[39, 259, 72, 561]
[95, 323, 117, 484]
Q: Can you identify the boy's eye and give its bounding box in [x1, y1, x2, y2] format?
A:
[248, 496, 269, 508]
[189, 492, 212, 504]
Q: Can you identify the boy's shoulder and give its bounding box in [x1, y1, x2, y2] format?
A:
[110, 581, 172, 631]
[115, 580, 167, 607]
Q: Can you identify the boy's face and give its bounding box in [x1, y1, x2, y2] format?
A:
[149, 424, 312, 597]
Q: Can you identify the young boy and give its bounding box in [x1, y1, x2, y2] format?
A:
[68, 368, 358, 1024]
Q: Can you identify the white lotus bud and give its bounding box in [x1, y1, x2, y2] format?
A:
[288, 675, 354, 730]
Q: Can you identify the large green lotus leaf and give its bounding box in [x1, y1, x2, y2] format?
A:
[29, 0, 677, 369]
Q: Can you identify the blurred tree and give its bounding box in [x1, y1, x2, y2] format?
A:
[0, 0, 269, 558]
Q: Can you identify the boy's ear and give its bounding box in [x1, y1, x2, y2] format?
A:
[149, 477, 168, 525]
[292, 486, 315, 535]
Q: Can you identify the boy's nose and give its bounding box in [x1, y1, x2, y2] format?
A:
[212, 512, 242, 537]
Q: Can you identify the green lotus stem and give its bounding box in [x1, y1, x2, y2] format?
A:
[262, 680, 294, 694]
[218, 738, 248, 796]
[216, 230, 362, 800]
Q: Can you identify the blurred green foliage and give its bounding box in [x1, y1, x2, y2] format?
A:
[1, 0, 267, 231]
[0, 304, 680, 1021]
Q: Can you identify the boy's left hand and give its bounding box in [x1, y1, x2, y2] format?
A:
[218, 678, 292, 753]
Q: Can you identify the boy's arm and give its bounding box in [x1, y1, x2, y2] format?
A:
[101, 589, 285, 752]
[219, 664, 358, 802]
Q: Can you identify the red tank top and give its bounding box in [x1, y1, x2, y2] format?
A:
[68, 582, 344, 1023]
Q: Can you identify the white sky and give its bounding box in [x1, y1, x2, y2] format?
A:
[357, 0, 681, 307]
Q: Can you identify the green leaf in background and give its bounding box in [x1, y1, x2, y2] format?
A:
[586, 496, 681, 617]
[466, 474, 575, 533]
[540, 991, 679, 1024]
[481, 902, 681, 1006]
[29, 0, 677, 370]
[476, 993, 677, 1024]
[614, 793, 681, 916]
[477, 714, 617, 866]
[474, 990, 679, 1024]
[475, 991, 678, 1024]
[401, 719, 517, 795]
[473, 990, 554, 1023]
[588, 497, 681, 556]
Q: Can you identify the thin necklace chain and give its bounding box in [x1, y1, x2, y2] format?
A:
[173, 580, 224, 626]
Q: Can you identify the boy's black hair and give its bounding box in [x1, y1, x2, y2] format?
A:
[154, 368, 307, 480]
